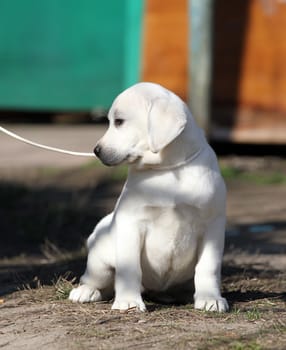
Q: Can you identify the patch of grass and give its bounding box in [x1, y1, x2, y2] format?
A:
[246, 308, 261, 322]
[221, 166, 286, 185]
[231, 340, 262, 350]
[54, 273, 76, 300]
[80, 159, 127, 181]
[109, 165, 128, 181]
[79, 160, 100, 170]
[199, 332, 264, 350]
[19, 272, 76, 302]
[231, 307, 241, 316]
[243, 172, 286, 185]
[38, 167, 62, 177]
[221, 166, 243, 179]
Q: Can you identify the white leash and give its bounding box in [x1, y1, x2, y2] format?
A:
[0, 126, 94, 157]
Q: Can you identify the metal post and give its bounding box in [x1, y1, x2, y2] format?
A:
[189, 0, 214, 133]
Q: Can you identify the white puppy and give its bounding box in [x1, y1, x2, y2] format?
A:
[69, 82, 229, 312]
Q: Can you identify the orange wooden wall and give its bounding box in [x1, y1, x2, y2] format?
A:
[213, 0, 286, 112]
[213, 0, 286, 142]
[141, 0, 189, 101]
[142, 0, 286, 143]
[238, 0, 286, 112]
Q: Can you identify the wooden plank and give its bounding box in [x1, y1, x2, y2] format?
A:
[142, 0, 188, 101]
[238, 0, 286, 111]
[212, 0, 286, 143]
[211, 108, 286, 143]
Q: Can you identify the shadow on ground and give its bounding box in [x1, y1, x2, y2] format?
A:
[0, 177, 120, 257]
[0, 172, 121, 296]
[226, 221, 286, 254]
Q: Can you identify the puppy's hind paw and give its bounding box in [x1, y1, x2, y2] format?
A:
[69, 284, 102, 303]
[194, 297, 229, 313]
[111, 298, 146, 312]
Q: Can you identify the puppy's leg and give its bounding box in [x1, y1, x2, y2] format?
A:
[194, 216, 229, 312]
[69, 257, 114, 303]
[69, 214, 114, 303]
[111, 217, 146, 312]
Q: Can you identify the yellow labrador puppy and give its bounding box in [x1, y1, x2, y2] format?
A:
[69, 82, 229, 312]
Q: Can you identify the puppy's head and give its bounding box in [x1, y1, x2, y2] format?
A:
[94, 82, 188, 167]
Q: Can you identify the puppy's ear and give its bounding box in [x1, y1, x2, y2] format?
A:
[148, 95, 187, 153]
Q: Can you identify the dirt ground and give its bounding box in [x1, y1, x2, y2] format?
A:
[0, 155, 285, 350]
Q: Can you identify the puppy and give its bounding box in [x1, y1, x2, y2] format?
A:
[69, 82, 229, 312]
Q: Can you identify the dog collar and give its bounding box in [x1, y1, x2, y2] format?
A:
[146, 147, 203, 171]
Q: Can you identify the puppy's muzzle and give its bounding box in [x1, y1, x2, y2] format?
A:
[93, 143, 124, 166]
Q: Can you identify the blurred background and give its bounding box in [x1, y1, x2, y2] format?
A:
[0, 0, 285, 303]
[0, 0, 286, 143]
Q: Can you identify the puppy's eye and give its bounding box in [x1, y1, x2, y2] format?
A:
[114, 118, 124, 127]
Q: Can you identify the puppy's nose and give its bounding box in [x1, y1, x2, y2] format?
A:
[94, 144, 101, 157]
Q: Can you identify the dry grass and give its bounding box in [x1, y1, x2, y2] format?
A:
[2, 268, 284, 350]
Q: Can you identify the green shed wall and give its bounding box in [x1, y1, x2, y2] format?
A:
[0, 0, 143, 110]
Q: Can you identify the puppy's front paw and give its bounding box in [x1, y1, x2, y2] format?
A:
[111, 298, 146, 312]
[194, 297, 229, 312]
[69, 284, 102, 303]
